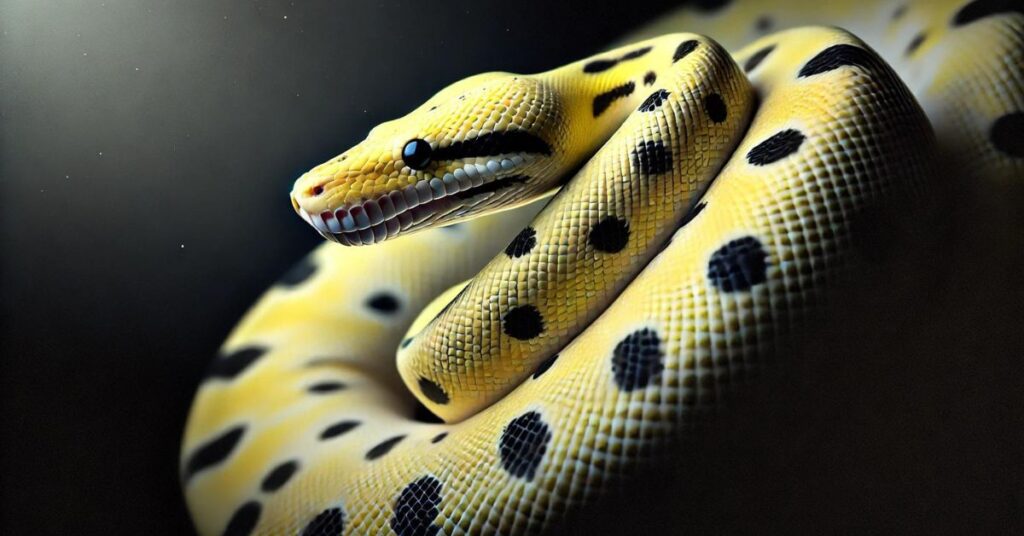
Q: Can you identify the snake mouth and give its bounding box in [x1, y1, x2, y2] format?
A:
[299, 156, 535, 246]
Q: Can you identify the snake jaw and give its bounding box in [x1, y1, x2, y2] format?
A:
[300, 155, 539, 245]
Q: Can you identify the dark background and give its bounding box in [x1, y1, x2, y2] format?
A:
[1, 1, 1021, 534]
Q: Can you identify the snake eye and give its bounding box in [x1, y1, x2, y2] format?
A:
[402, 138, 433, 170]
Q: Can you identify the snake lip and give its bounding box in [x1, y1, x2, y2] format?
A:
[304, 156, 534, 246]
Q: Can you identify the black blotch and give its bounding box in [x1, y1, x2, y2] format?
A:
[505, 227, 537, 258]
[744, 45, 775, 72]
[588, 216, 630, 253]
[905, 32, 926, 55]
[611, 328, 664, 391]
[278, 257, 316, 287]
[707, 236, 769, 292]
[631, 140, 673, 175]
[703, 93, 727, 123]
[366, 435, 406, 460]
[892, 5, 908, 20]
[261, 460, 298, 493]
[502, 305, 545, 340]
[638, 89, 670, 112]
[592, 81, 635, 117]
[583, 58, 618, 73]
[431, 432, 448, 444]
[183, 425, 245, 482]
[390, 476, 443, 536]
[532, 354, 559, 379]
[673, 39, 700, 62]
[414, 402, 444, 424]
[679, 201, 707, 228]
[366, 292, 400, 314]
[643, 71, 657, 85]
[401, 337, 414, 349]
[206, 347, 265, 381]
[223, 501, 261, 536]
[621, 46, 653, 60]
[746, 129, 806, 165]
[498, 411, 552, 480]
[432, 130, 551, 161]
[953, 0, 1024, 26]
[319, 420, 360, 440]
[755, 15, 773, 32]
[300, 507, 346, 536]
[308, 381, 346, 394]
[991, 112, 1024, 157]
[798, 44, 878, 78]
[418, 377, 449, 405]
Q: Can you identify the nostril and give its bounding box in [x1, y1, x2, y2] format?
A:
[310, 185, 324, 196]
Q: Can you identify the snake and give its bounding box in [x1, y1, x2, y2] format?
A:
[181, 1, 1023, 534]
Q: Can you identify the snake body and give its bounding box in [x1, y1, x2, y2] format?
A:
[181, 1, 1023, 534]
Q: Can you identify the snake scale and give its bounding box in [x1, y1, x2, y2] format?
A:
[181, 1, 1023, 534]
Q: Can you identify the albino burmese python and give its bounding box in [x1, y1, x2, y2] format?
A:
[181, 1, 1023, 534]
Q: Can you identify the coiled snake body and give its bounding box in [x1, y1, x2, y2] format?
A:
[182, 1, 1023, 534]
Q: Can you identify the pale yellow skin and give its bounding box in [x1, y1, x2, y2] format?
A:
[182, 1, 1023, 534]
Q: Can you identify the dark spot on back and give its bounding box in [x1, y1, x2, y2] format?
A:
[703, 93, 727, 123]
[390, 476, 443, 536]
[366, 292, 400, 314]
[707, 236, 769, 292]
[206, 347, 265, 381]
[673, 39, 700, 63]
[261, 460, 299, 493]
[319, 420, 360, 440]
[755, 15, 773, 32]
[431, 432, 448, 444]
[592, 81, 635, 117]
[632, 140, 673, 175]
[952, 0, 1024, 26]
[744, 45, 775, 72]
[418, 377, 449, 405]
[991, 111, 1024, 157]
[366, 435, 406, 460]
[498, 411, 552, 480]
[308, 381, 346, 394]
[798, 44, 878, 78]
[505, 227, 537, 258]
[611, 328, 664, 391]
[639, 89, 670, 112]
[643, 71, 657, 85]
[300, 507, 346, 536]
[746, 129, 806, 165]
[183, 425, 246, 482]
[905, 32, 927, 55]
[223, 501, 261, 536]
[502, 305, 545, 340]
[588, 216, 630, 253]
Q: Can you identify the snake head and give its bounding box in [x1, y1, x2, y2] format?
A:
[290, 72, 569, 245]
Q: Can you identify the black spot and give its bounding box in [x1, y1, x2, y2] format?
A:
[390, 476, 443, 536]
[183, 425, 245, 482]
[431, 432, 448, 443]
[703, 93, 727, 123]
[505, 227, 537, 258]
[583, 59, 618, 73]
[366, 435, 406, 460]
[707, 236, 769, 292]
[532, 354, 559, 379]
[206, 347, 265, 381]
[300, 507, 346, 536]
[991, 112, 1024, 158]
[502, 305, 545, 340]
[755, 15, 773, 32]
[953, 0, 1024, 26]
[638, 89, 670, 112]
[582, 46, 653, 73]
[746, 129, 806, 165]
[223, 501, 260, 536]
[744, 45, 775, 72]
[643, 71, 657, 85]
[308, 381, 346, 394]
[592, 81, 635, 117]
[401, 337, 414, 349]
[278, 257, 316, 287]
[679, 201, 707, 228]
[498, 411, 552, 480]
[261, 460, 299, 493]
[366, 292, 400, 314]
[418, 377, 449, 405]
[905, 32, 926, 55]
[611, 328, 664, 391]
[632, 140, 673, 175]
[673, 39, 700, 62]
[892, 4, 908, 20]
[588, 216, 630, 253]
[798, 44, 878, 78]
[319, 420, 360, 440]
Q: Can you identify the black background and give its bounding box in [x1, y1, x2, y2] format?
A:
[2, 1, 1021, 534]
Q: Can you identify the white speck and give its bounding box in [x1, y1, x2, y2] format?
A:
[82, 52, 88, 56]
[65, 175, 70, 179]
[98, 152, 103, 156]
[223, 16, 228, 20]
[283, 15, 287, 20]
[180, 244, 185, 249]
[134, 67, 140, 71]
